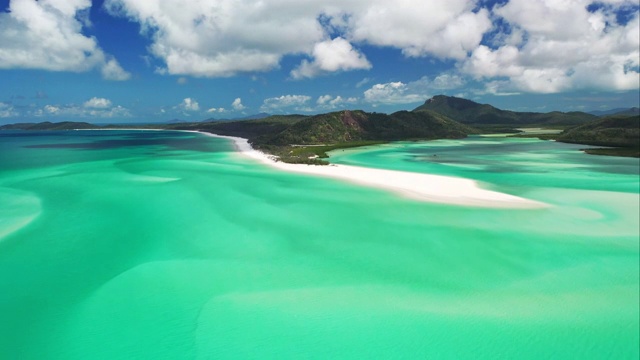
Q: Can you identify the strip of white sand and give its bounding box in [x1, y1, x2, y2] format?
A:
[194, 131, 548, 209]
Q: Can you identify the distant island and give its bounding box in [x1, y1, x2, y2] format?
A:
[0, 121, 97, 131]
[2, 95, 638, 160]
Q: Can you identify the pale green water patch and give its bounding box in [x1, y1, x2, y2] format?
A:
[0, 187, 41, 241]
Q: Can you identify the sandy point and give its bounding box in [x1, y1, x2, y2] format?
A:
[194, 131, 549, 209]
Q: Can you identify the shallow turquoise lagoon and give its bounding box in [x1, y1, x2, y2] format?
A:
[1, 131, 638, 359]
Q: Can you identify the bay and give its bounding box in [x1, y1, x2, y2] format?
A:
[1, 131, 638, 359]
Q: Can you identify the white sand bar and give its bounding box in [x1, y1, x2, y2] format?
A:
[195, 131, 548, 209]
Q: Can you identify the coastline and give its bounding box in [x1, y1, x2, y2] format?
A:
[194, 131, 549, 209]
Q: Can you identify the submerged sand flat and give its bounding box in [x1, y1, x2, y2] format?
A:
[0, 130, 637, 359]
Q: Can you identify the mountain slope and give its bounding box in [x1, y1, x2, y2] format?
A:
[611, 107, 640, 117]
[414, 95, 597, 125]
[589, 107, 640, 117]
[263, 110, 476, 145]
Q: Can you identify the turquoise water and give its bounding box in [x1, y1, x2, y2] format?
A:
[1, 131, 638, 359]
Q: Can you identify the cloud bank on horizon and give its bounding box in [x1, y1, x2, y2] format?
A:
[0, 0, 638, 121]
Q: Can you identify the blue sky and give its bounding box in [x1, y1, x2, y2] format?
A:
[1, 0, 638, 124]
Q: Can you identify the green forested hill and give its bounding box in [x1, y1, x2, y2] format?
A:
[262, 110, 476, 145]
[171, 109, 476, 163]
[414, 95, 597, 125]
[556, 115, 639, 148]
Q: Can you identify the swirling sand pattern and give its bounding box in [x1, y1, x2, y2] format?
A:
[0, 187, 42, 242]
[0, 131, 637, 359]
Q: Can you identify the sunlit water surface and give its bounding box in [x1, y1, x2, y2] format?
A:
[1, 131, 638, 359]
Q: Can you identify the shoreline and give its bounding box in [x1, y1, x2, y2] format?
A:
[194, 131, 549, 209]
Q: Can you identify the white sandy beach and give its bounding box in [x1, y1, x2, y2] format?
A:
[196, 131, 548, 209]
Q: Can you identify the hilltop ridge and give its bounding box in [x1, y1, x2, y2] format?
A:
[262, 109, 476, 145]
[414, 95, 597, 125]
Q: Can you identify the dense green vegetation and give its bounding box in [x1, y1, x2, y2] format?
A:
[180, 110, 477, 164]
[554, 115, 639, 157]
[263, 110, 477, 145]
[556, 115, 639, 147]
[504, 115, 640, 158]
[414, 95, 597, 125]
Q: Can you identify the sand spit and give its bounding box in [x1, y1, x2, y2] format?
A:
[195, 131, 548, 209]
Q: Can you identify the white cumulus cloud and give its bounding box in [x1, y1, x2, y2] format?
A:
[43, 105, 60, 114]
[0, 0, 130, 80]
[0, 102, 17, 118]
[33, 100, 130, 118]
[363, 75, 466, 105]
[341, 1, 492, 59]
[462, 0, 640, 93]
[84, 97, 113, 109]
[364, 82, 425, 105]
[316, 95, 358, 110]
[232, 98, 246, 111]
[178, 98, 200, 112]
[291, 37, 371, 79]
[101, 58, 132, 81]
[105, 0, 325, 77]
[430, 74, 466, 90]
[261, 95, 312, 112]
[104, 0, 492, 77]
